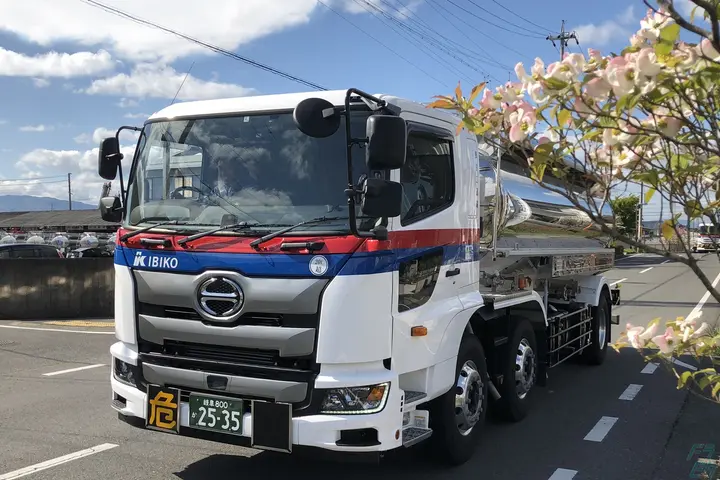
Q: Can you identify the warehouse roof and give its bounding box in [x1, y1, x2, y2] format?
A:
[0, 209, 120, 228]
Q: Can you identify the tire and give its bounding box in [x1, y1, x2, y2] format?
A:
[495, 319, 538, 422]
[428, 334, 489, 466]
[583, 290, 611, 366]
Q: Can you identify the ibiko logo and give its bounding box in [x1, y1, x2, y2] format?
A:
[132, 251, 179, 269]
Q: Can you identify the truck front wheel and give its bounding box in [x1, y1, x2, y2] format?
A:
[495, 319, 538, 422]
[428, 334, 488, 466]
[583, 290, 611, 365]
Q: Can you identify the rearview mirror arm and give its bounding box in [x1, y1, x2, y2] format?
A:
[114, 125, 142, 211]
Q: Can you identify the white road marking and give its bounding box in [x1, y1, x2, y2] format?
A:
[0, 325, 114, 335]
[0, 443, 118, 480]
[661, 259, 670, 264]
[548, 468, 578, 480]
[609, 278, 627, 287]
[584, 416, 618, 442]
[686, 270, 720, 321]
[619, 384, 643, 401]
[615, 253, 641, 261]
[639, 267, 654, 273]
[42, 364, 106, 377]
[641, 363, 659, 374]
[672, 358, 698, 371]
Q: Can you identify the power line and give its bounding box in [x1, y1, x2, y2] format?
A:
[0, 179, 67, 187]
[376, 0, 508, 77]
[0, 174, 67, 182]
[354, 0, 486, 82]
[426, 0, 532, 62]
[465, 0, 548, 37]
[546, 20, 579, 59]
[316, 0, 450, 88]
[80, 0, 328, 91]
[488, 0, 554, 33]
[445, 0, 545, 39]
[350, 0, 475, 84]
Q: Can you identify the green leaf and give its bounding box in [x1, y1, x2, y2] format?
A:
[557, 109, 571, 127]
[661, 219, 676, 240]
[533, 143, 554, 164]
[712, 380, 720, 400]
[545, 77, 569, 90]
[644, 187, 656, 204]
[530, 162, 547, 182]
[655, 24, 681, 57]
[468, 82, 486, 105]
[685, 200, 704, 219]
[677, 370, 693, 389]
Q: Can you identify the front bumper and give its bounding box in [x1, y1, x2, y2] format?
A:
[110, 343, 404, 453]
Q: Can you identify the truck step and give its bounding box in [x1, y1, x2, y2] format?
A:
[402, 426, 432, 447]
[404, 390, 427, 405]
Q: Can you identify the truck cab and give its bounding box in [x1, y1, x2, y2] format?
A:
[99, 88, 617, 465]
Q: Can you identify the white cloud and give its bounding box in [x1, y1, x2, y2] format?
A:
[32, 78, 51, 88]
[574, 6, 637, 47]
[0, 0, 324, 64]
[0, 47, 115, 78]
[83, 63, 255, 101]
[124, 112, 149, 119]
[10, 144, 135, 202]
[116, 98, 138, 108]
[19, 124, 53, 132]
[74, 127, 139, 145]
[0, 119, 7, 125]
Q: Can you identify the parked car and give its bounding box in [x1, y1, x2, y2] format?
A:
[0, 244, 64, 258]
[66, 247, 112, 258]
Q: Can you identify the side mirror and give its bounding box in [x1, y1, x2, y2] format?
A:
[292, 98, 341, 138]
[366, 115, 407, 170]
[360, 178, 402, 218]
[99, 196, 123, 223]
[98, 137, 123, 180]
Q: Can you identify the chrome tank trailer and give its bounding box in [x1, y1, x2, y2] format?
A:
[477, 141, 614, 251]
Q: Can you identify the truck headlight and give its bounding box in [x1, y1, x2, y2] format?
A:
[113, 358, 139, 386]
[319, 382, 390, 415]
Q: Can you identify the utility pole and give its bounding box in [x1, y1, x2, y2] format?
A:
[546, 20, 579, 59]
[67, 173, 72, 211]
[637, 183, 644, 243]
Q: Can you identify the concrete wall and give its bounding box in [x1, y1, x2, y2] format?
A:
[0, 258, 114, 320]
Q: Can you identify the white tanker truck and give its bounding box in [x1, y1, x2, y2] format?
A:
[98, 88, 620, 465]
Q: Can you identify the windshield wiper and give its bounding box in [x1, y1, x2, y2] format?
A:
[120, 219, 185, 242]
[249, 216, 346, 249]
[177, 222, 253, 246]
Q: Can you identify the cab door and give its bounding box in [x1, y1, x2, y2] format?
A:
[389, 117, 466, 375]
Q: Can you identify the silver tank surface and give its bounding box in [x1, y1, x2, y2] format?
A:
[477, 141, 613, 251]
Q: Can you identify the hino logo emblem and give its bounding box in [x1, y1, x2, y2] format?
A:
[196, 277, 244, 320]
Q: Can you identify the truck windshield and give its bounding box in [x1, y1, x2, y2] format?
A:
[699, 225, 719, 235]
[125, 110, 372, 233]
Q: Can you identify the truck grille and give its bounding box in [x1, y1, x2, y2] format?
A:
[140, 340, 278, 366]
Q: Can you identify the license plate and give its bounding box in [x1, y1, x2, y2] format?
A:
[189, 393, 244, 436]
[146, 384, 180, 434]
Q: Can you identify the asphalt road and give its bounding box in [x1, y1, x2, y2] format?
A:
[0, 254, 718, 480]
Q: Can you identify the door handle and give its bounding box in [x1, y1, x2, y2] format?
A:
[446, 267, 460, 277]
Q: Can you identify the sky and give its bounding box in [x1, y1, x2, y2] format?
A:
[0, 0, 698, 220]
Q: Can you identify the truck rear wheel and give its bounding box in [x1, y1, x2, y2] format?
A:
[428, 334, 488, 466]
[583, 290, 611, 365]
[496, 319, 537, 422]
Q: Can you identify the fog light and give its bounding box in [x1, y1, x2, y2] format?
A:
[319, 382, 390, 415]
[113, 358, 137, 386]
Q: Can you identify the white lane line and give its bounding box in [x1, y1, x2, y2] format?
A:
[0, 443, 118, 480]
[614, 253, 641, 262]
[548, 468, 578, 480]
[584, 416, 618, 442]
[686, 270, 720, 321]
[639, 267, 654, 273]
[641, 363, 659, 374]
[672, 358, 698, 371]
[42, 364, 106, 377]
[609, 278, 627, 287]
[619, 384, 643, 401]
[0, 325, 114, 335]
[661, 259, 670, 264]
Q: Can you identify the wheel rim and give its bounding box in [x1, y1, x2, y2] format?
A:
[454, 360, 485, 436]
[597, 303, 608, 347]
[515, 338, 536, 400]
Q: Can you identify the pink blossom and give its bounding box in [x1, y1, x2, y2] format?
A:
[651, 327, 678, 354]
[692, 322, 710, 338]
[468, 108, 479, 117]
[528, 82, 548, 103]
[531, 58, 545, 78]
[515, 61, 531, 86]
[481, 89, 501, 110]
[659, 116, 682, 137]
[627, 325, 645, 349]
[588, 48, 603, 62]
[697, 38, 720, 61]
[605, 61, 636, 97]
[636, 48, 662, 78]
[585, 77, 611, 101]
[639, 323, 658, 342]
[509, 122, 527, 142]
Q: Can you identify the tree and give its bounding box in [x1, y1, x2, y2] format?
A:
[430, 0, 720, 402]
[609, 195, 640, 237]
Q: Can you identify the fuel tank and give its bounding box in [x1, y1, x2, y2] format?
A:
[477, 142, 614, 251]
